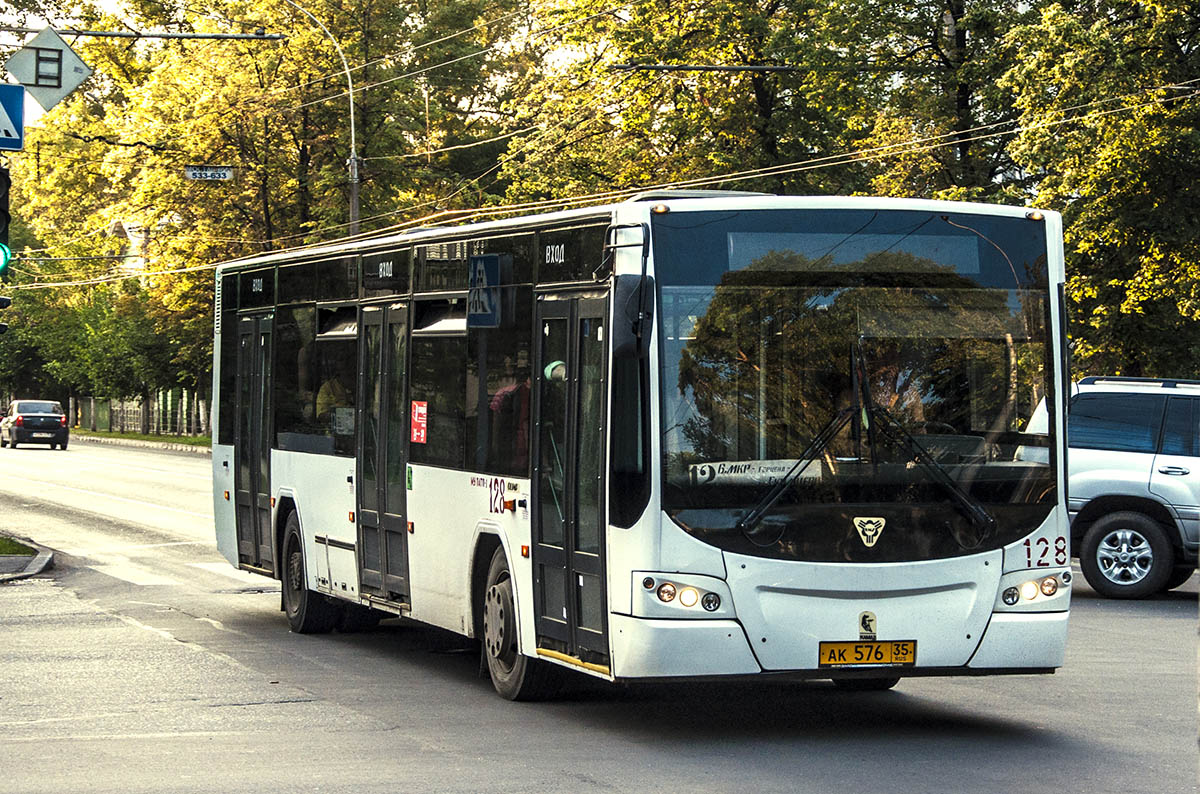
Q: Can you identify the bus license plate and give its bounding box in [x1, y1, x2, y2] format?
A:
[818, 640, 916, 668]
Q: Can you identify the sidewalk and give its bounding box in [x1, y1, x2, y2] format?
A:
[0, 542, 53, 583]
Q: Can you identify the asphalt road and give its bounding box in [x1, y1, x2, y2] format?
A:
[0, 440, 1195, 794]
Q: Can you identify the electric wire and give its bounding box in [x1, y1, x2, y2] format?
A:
[12, 81, 1197, 289]
[17, 83, 1200, 286]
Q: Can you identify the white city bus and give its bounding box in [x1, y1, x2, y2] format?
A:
[212, 192, 1070, 699]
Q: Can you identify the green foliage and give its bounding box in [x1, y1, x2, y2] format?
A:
[0, 0, 1196, 394]
[1002, 0, 1200, 377]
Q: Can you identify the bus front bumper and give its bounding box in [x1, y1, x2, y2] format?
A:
[606, 609, 1068, 680]
[966, 611, 1068, 669]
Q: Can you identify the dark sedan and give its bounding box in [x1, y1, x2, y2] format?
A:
[1, 400, 70, 449]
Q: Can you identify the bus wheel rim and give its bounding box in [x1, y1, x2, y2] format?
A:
[484, 578, 516, 673]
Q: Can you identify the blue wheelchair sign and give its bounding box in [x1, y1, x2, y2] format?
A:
[0, 85, 25, 151]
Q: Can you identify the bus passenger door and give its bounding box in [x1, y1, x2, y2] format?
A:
[234, 313, 274, 572]
[358, 304, 411, 602]
[533, 295, 609, 668]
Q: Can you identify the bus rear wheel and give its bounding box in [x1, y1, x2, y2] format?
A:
[481, 547, 559, 701]
[282, 512, 338, 634]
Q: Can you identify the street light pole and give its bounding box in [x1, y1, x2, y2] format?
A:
[280, 0, 359, 236]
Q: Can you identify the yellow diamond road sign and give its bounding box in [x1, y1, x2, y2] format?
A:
[3, 28, 93, 112]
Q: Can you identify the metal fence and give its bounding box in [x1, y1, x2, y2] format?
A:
[73, 389, 209, 436]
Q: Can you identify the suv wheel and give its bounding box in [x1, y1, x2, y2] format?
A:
[1161, 565, 1196, 592]
[1080, 511, 1174, 599]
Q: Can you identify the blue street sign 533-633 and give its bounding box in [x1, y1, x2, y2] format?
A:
[0, 85, 26, 151]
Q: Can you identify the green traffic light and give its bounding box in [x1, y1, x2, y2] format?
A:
[0, 243, 9, 272]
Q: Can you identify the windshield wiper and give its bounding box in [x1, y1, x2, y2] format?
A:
[734, 407, 854, 537]
[736, 339, 874, 538]
[735, 341, 997, 543]
[865, 402, 997, 539]
[853, 343, 996, 540]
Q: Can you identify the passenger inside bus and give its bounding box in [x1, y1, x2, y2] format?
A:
[317, 356, 355, 436]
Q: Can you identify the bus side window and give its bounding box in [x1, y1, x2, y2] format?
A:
[410, 336, 469, 469]
[469, 287, 534, 477]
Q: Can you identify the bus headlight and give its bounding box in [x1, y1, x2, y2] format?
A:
[996, 570, 1069, 611]
[634, 572, 732, 618]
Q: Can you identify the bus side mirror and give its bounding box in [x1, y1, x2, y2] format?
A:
[612, 274, 654, 360]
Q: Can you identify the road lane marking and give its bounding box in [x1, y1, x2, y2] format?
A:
[189, 561, 279, 587]
[0, 472, 212, 518]
[92, 564, 180, 586]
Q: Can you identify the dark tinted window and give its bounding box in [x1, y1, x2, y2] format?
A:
[538, 225, 608, 283]
[477, 235, 536, 284]
[417, 241, 470, 292]
[273, 306, 320, 449]
[218, 274, 238, 444]
[409, 336, 467, 468]
[467, 287, 533, 475]
[278, 262, 316, 304]
[362, 249, 411, 294]
[316, 257, 358, 301]
[282, 306, 359, 456]
[1161, 398, 1199, 457]
[1069, 393, 1166, 453]
[239, 268, 274, 308]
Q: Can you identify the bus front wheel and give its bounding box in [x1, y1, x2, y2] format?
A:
[282, 512, 338, 634]
[481, 547, 559, 701]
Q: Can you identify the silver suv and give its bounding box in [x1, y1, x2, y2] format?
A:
[1064, 377, 1200, 598]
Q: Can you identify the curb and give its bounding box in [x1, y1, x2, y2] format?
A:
[0, 543, 54, 584]
[71, 433, 211, 456]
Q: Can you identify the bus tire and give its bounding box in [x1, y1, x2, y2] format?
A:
[482, 546, 560, 701]
[832, 677, 900, 691]
[282, 512, 338, 634]
[1080, 511, 1173, 599]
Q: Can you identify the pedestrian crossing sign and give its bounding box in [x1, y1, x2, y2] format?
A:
[468, 254, 500, 328]
[0, 85, 24, 151]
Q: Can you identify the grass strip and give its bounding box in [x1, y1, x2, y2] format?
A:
[71, 429, 211, 447]
[0, 536, 36, 555]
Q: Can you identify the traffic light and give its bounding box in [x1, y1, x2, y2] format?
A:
[0, 166, 9, 282]
[0, 295, 9, 335]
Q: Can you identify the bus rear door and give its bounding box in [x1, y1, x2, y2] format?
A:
[357, 303, 411, 602]
[234, 313, 274, 572]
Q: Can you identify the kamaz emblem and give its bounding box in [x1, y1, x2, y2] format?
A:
[859, 611, 877, 641]
[854, 517, 886, 547]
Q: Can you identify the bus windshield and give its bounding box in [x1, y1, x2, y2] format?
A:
[653, 208, 1057, 563]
